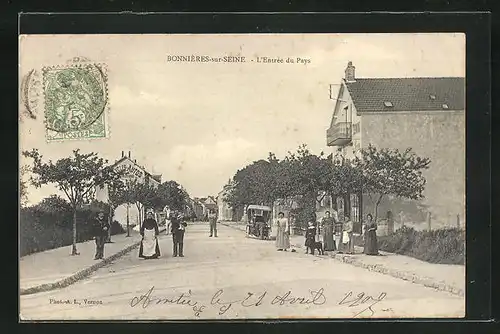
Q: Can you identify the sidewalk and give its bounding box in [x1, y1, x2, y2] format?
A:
[220, 221, 465, 297]
[20, 229, 163, 295]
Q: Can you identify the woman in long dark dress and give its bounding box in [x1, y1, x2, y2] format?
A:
[363, 213, 379, 255]
[321, 211, 336, 251]
[139, 211, 161, 259]
[304, 221, 317, 255]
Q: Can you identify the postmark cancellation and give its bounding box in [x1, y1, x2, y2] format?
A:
[42, 61, 109, 142]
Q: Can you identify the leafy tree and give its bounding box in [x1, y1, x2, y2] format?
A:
[155, 180, 189, 212]
[330, 156, 364, 198]
[282, 145, 333, 223]
[110, 179, 141, 236]
[224, 157, 283, 208]
[36, 194, 72, 215]
[225, 144, 333, 228]
[19, 165, 31, 208]
[106, 179, 127, 237]
[360, 144, 431, 222]
[124, 181, 153, 227]
[22, 149, 123, 255]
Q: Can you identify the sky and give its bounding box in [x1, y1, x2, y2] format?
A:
[19, 33, 465, 205]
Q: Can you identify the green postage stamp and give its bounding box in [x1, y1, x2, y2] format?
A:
[42, 62, 108, 141]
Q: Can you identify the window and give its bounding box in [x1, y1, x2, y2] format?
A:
[383, 101, 393, 108]
[350, 193, 360, 223]
[353, 122, 360, 134]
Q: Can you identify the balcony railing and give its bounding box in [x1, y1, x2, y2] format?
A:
[326, 122, 352, 146]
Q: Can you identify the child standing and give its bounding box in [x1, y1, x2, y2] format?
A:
[304, 221, 317, 255]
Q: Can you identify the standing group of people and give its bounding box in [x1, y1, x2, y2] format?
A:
[271, 210, 379, 256]
[90, 207, 380, 261]
[91, 208, 188, 261]
[314, 210, 354, 254]
[316, 210, 379, 256]
[138, 209, 188, 259]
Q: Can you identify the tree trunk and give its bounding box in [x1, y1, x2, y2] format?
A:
[374, 194, 384, 224]
[358, 191, 364, 234]
[71, 209, 79, 255]
[387, 210, 394, 235]
[106, 205, 113, 243]
[126, 203, 131, 237]
[136, 203, 142, 228]
[344, 193, 351, 220]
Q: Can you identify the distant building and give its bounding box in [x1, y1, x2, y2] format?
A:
[202, 196, 218, 216]
[326, 61, 465, 230]
[215, 184, 245, 222]
[191, 198, 205, 220]
[95, 150, 161, 227]
[191, 196, 218, 221]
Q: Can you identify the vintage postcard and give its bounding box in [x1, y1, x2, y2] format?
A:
[19, 33, 465, 320]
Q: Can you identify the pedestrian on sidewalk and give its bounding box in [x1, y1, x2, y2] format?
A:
[321, 211, 336, 252]
[342, 214, 354, 254]
[165, 207, 172, 236]
[92, 210, 110, 260]
[289, 214, 297, 252]
[305, 221, 317, 255]
[208, 209, 218, 237]
[363, 213, 379, 255]
[139, 210, 161, 259]
[171, 210, 188, 257]
[275, 212, 290, 251]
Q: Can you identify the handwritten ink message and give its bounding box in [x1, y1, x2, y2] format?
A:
[129, 286, 386, 318]
[130, 286, 206, 317]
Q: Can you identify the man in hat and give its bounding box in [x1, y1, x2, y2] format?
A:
[208, 209, 218, 237]
[170, 210, 188, 257]
[92, 210, 110, 260]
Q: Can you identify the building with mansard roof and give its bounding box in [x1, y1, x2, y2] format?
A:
[325, 61, 465, 233]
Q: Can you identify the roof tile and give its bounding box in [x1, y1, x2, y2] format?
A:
[345, 77, 465, 112]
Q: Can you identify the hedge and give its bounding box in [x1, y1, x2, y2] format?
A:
[377, 226, 465, 265]
[20, 206, 125, 257]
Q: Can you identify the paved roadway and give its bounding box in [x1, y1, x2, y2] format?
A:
[20, 223, 464, 320]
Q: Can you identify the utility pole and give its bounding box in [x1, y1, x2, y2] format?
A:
[427, 212, 432, 231]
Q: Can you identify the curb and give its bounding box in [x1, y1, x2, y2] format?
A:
[329, 252, 465, 297]
[220, 222, 464, 297]
[20, 229, 165, 296]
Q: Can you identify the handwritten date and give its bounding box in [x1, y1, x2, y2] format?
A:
[339, 291, 387, 317]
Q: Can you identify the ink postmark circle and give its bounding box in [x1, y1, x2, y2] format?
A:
[20, 69, 42, 120]
[44, 65, 107, 133]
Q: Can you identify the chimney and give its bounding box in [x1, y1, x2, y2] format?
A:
[121, 151, 124, 157]
[128, 151, 131, 158]
[345, 61, 356, 83]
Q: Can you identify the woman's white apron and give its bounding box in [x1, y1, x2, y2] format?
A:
[142, 228, 157, 257]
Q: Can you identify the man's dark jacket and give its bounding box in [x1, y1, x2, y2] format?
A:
[92, 217, 110, 237]
[170, 217, 187, 234]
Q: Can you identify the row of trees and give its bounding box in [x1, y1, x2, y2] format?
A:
[224, 144, 431, 226]
[22, 149, 190, 255]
